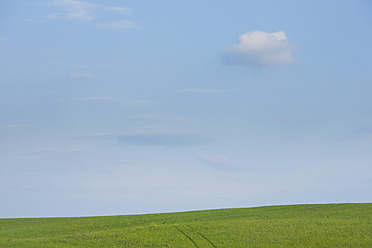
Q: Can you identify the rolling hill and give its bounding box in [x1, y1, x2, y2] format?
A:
[1, 203, 371, 247]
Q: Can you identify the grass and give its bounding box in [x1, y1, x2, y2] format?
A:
[1, 203, 371, 247]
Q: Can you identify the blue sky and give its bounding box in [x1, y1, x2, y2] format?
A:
[1, 0, 372, 217]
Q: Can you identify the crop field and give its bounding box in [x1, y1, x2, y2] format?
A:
[0, 203, 371, 247]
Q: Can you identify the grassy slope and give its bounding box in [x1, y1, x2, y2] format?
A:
[0, 203, 371, 247]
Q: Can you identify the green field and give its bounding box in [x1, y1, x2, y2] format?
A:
[1, 203, 371, 247]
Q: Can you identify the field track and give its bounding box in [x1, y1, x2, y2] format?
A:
[1, 203, 371, 247]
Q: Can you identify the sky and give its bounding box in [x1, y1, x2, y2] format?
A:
[1, 0, 372, 218]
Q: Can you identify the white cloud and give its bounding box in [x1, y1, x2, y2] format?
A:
[0, 36, 7, 41]
[72, 132, 116, 139]
[127, 114, 192, 123]
[117, 130, 213, 147]
[74, 129, 213, 147]
[104, 6, 131, 15]
[127, 99, 154, 106]
[19, 145, 88, 158]
[26, 18, 43, 23]
[42, 0, 134, 24]
[43, 0, 96, 22]
[175, 89, 239, 94]
[0, 124, 31, 129]
[49, 0, 92, 8]
[96, 20, 138, 30]
[224, 30, 295, 67]
[75, 97, 111, 101]
[70, 72, 92, 78]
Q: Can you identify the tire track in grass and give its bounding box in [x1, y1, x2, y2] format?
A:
[186, 225, 217, 248]
[173, 226, 199, 248]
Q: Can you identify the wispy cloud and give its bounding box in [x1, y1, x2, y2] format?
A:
[175, 89, 239, 94]
[117, 130, 212, 147]
[72, 132, 116, 140]
[127, 99, 154, 106]
[19, 146, 88, 157]
[0, 124, 31, 129]
[74, 129, 213, 147]
[200, 155, 237, 171]
[16, 145, 92, 171]
[43, 0, 96, 22]
[70, 72, 93, 78]
[0, 36, 7, 41]
[41, 0, 136, 27]
[224, 30, 295, 67]
[103, 6, 131, 15]
[96, 20, 138, 30]
[127, 114, 192, 123]
[75, 97, 111, 101]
